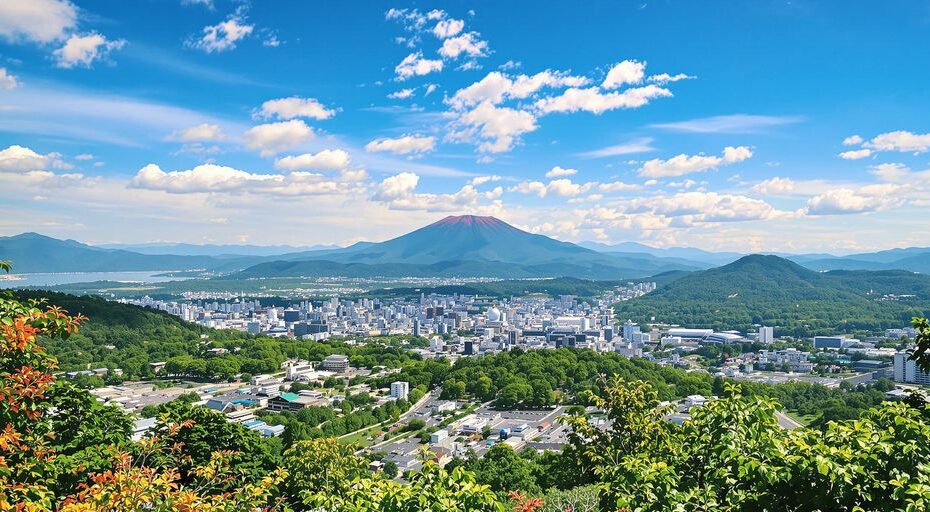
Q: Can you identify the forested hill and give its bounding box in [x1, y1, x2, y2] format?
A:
[616, 254, 930, 336]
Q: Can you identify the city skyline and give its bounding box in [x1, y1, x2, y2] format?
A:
[2, 0, 930, 253]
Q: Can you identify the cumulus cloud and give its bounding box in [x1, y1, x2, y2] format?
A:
[750, 176, 796, 195]
[602, 60, 645, 89]
[843, 135, 863, 146]
[53, 32, 126, 68]
[190, 15, 253, 53]
[433, 18, 464, 38]
[449, 101, 538, 153]
[365, 135, 436, 155]
[838, 149, 872, 160]
[633, 191, 782, 223]
[448, 70, 588, 110]
[638, 146, 752, 178]
[545, 166, 577, 178]
[0, 0, 77, 43]
[806, 186, 902, 215]
[274, 149, 350, 171]
[395, 52, 443, 80]
[0, 144, 71, 172]
[388, 88, 415, 99]
[534, 85, 672, 115]
[166, 123, 227, 142]
[372, 172, 501, 212]
[438, 32, 488, 59]
[510, 178, 592, 198]
[257, 97, 335, 121]
[243, 120, 314, 157]
[0, 68, 19, 89]
[647, 73, 695, 85]
[863, 130, 930, 153]
[129, 163, 361, 196]
[598, 181, 640, 192]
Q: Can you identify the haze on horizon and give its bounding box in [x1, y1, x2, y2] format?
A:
[1, 0, 929, 254]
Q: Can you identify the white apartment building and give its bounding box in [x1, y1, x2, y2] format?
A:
[894, 352, 930, 385]
[390, 381, 409, 400]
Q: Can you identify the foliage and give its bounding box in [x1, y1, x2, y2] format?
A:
[567, 377, 930, 511]
[618, 255, 930, 336]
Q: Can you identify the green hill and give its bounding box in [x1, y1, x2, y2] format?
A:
[617, 254, 930, 336]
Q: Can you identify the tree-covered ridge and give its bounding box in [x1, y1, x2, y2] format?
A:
[618, 254, 930, 335]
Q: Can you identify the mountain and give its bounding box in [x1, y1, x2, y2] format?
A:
[98, 242, 340, 257]
[579, 240, 742, 266]
[617, 254, 930, 336]
[0, 233, 256, 273]
[236, 215, 704, 279]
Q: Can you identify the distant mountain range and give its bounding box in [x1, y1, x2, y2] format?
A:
[617, 254, 930, 336]
[98, 242, 339, 257]
[3, 216, 930, 278]
[235, 216, 703, 279]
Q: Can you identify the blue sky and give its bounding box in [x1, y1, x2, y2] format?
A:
[1, 0, 929, 253]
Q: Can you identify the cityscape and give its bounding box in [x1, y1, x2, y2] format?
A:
[2, 0, 930, 511]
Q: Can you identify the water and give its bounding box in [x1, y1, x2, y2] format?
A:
[0, 271, 188, 288]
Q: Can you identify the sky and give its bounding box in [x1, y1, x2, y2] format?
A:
[1, 0, 930, 253]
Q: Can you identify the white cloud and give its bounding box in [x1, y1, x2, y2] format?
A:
[395, 52, 444, 80]
[258, 97, 335, 121]
[166, 123, 227, 142]
[632, 191, 782, 223]
[469, 175, 501, 186]
[373, 172, 419, 200]
[53, 33, 126, 69]
[838, 149, 872, 160]
[650, 114, 803, 133]
[0, 144, 71, 172]
[577, 137, 655, 158]
[243, 120, 314, 157]
[534, 85, 672, 115]
[863, 130, 930, 153]
[870, 162, 930, 184]
[647, 73, 695, 85]
[424, 84, 438, 95]
[438, 32, 488, 59]
[450, 101, 538, 153]
[129, 163, 360, 196]
[843, 135, 863, 146]
[545, 166, 577, 178]
[388, 88, 415, 99]
[638, 146, 752, 178]
[0, 67, 19, 89]
[598, 181, 640, 193]
[74, 153, 94, 161]
[750, 177, 796, 195]
[0, 0, 77, 43]
[806, 186, 902, 215]
[191, 16, 253, 53]
[365, 135, 436, 155]
[433, 18, 464, 38]
[274, 149, 350, 171]
[511, 178, 592, 198]
[449, 70, 590, 110]
[602, 60, 645, 89]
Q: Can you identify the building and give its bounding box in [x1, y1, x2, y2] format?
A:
[390, 381, 410, 400]
[814, 336, 852, 349]
[667, 328, 714, 340]
[703, 332, 745, 345]
[622, 321, 640, 341]
[266, 392, 324, 412]
[894, 352, 930, 385]
[320, 354, 349, 372]
[757, 348, 813, 373]
[759, 326, 774, 344]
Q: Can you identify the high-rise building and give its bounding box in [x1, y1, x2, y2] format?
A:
[894, 352, 930, 385]
[463, 340, 475, 355]
[759, 326, 774, 344]
[412, 318, 421, 337]
[622, 321, 641, 342]
[390, 381, 409, 400]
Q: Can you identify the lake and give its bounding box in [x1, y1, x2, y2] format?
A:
[0, 271, 189, 288]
